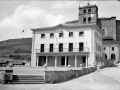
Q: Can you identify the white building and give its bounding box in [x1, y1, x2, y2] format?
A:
[31, 4, 103, 67]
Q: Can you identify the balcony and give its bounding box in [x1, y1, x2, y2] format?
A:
[36, 47, 89, 53]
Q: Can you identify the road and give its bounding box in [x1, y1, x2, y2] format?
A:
[1, 67, 120, 90]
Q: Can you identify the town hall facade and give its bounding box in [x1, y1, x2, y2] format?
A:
[31, 4, 103, 67]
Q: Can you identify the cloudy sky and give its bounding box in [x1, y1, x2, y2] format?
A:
[0, 0, 120, 41]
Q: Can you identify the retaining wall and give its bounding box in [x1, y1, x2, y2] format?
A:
[44, 67, 97, 83]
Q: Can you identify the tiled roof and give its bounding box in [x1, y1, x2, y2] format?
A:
[103, 36, 114, 40]
[98, 17, 116, 20]
[65, 20, 78, 24]
[103, 41, 120, 45]
[79, 5, 97, 9]
[31, 23, 97, 31]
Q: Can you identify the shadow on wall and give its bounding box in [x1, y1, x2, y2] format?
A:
[104, 59, 118, 67]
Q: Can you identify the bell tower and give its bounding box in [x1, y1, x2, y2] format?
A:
[78, 3, 98, 24]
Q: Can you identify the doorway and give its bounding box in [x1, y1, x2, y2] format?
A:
[38, 56, 46, 66]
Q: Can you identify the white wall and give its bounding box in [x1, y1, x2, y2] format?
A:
[34, 28, 92, 53]
[31, 25, 103, 67]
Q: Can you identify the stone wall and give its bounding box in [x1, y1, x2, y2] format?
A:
[44, 67, 97, 83]
[100, 17, 116, 40]
[0, 67, 13, 84]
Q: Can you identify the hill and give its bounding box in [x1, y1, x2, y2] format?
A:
[0, 38, 32, 55]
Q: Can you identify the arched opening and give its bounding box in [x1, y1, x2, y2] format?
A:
[83, 18, 86, 23]
[88, 9, 91, 13]
[83, 9, 86, 13]
[105, 54, 107, 60]
[88, 17, 91, 23]
[111, 54, 116, 60]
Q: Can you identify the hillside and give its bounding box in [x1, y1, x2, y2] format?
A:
[0, 38, 32, 55]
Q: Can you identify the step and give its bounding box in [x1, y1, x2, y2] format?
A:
[13, 77, 44, 79]
[12, 79, 44, 82]
[12, 82, 45, 84]
[12, 74, 45, 84]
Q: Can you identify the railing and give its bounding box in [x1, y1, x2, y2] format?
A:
[36, 47, 89, 53]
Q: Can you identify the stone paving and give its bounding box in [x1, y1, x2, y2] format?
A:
[1, 67, 120, 90]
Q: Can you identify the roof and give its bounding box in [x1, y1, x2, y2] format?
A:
[65, 20, 78, 24]
[31, 23, 98, 31]
[79, 5, 98, 9]
[103, 41, 120, 46]
[31, 24, 66, 31]
[98, 17, 116, 21]
[103, 36, 114, 40]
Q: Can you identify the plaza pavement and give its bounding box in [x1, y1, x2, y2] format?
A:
[1, 66, 120, 90]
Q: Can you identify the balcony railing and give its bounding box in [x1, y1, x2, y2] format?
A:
[36, 47, 89, 53]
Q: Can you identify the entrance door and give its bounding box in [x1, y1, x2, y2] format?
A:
[61, 56, 65, 66]
[82, 56, 86, 67]
[39, 56, 46, 66]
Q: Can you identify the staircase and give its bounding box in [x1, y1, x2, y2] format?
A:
[12, 75, 45, 84]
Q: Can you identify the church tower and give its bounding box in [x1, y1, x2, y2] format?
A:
[78, 3, 98, 24]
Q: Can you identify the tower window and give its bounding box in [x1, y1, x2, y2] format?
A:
[112, 47, 114, 51]
[88, 17, 91, 23]
[88, 9, 91, 13]
[102, 28, 106, 36]
[83, 18, 86, 23]
[83, 9, 86, 13]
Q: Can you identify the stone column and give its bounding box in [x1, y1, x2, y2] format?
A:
[86, 55, 88, 67]
[46, 56, 48, 66]
[75, 55, 77, 67]
[65, 56, 67, 67]
[55, 56, 57, 67]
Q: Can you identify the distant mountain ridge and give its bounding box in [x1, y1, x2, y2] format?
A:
[0, 38, 32, 54]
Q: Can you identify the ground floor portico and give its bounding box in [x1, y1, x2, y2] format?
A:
[36, 52, 89, 67]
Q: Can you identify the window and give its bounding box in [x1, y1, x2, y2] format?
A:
[49, 44, 53, 52]
[88, 17, 91, 23]
[96, 55, 97, 61]
[105, 54, 107, 60]
[83, 18, 86, 23]
[111, 54, 116, 60]
[79, 31, 84, 36]
[88, 9, 91, 13]
[41, 44, 44, 52]
[112, 47, 114, 51]
[82, 56, 86, 63]
[79, 43, 84, 51]
[96, 33, 98, 39]
[50, 33, 54, 38]
[59, 32, 63, 37]
[69, 43, 73, 52]
[96, 43, 97, 51]
[59, 43, 63, 52]
[41, 34, 45, 38]
[104, 47, 106, 51]
[69, 32, 73, 37]
[102, 28, 106, 36]
[83, 9, 86, 13]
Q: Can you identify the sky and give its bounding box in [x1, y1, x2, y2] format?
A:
[0, 0, 120, 41]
